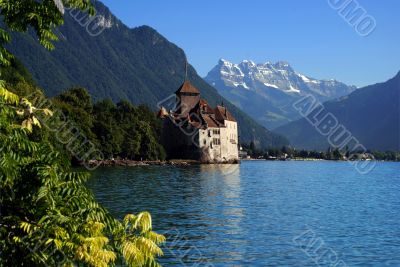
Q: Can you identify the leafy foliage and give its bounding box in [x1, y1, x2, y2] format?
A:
[0, 80, 165, 267]
[0, 1, 165, 266]
[0, 0, 94, 50]
[0, 28, 11, 67]
[54, 88, 166, 160]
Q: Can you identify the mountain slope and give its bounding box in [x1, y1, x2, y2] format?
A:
[275, 72, 400, 151]
[205, 59, 356, 129]
[6, 1, 288, 148]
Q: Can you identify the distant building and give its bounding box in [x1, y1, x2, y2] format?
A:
[158, 80, 239, 162]
[238, 147, 248, 159]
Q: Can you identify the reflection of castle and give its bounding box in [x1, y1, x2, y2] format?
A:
[158, 80, 239, 162]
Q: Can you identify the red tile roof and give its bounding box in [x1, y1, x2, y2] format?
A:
[175, 81, 200, 94]
[202, 114, 222, 128]
[199, 99, 214, 114]
[168, 81, 236, 129]
[214, 105, 236, 122]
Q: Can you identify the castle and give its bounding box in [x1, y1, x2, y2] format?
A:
[158, 80, 239, 162]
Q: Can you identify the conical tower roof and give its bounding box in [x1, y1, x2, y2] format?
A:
[175, 81, 200, 95]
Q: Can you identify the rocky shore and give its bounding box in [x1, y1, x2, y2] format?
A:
[85, 159, 201, 167]
[84, 158, 240, 168]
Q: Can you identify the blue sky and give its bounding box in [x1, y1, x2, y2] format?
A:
[101, 0, 399, 87]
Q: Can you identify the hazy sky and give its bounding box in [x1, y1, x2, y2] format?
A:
[101, 0, 399, 87]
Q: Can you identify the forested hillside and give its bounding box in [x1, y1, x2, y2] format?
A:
[6, 1, 288, 148]
[276, 72, 400, 151]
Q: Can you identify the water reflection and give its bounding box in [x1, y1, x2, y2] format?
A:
[88, 161, 400, 266]
[199, 164, 246, 263]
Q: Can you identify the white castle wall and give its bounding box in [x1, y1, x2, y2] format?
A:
[198, 120, 239, 162]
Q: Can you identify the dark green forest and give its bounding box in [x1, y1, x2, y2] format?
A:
[6, 1, 288, 149]
[54, 88, 166, 161]
[4, 58, 166, 162]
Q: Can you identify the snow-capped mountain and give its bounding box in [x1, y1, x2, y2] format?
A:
[205, 59, 357, 129]
[206, 59, 356, 100]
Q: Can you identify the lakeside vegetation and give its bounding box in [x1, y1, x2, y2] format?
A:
[242, 142, 400, 161]
[0, 1, 165, 266]
[54, 87, 166, 161]
[1, 56, 166, 162]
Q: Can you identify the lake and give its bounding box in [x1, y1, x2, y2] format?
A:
[88, 161, 400, 266]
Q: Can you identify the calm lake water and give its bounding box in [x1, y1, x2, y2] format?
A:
[88, 161, 400, 266]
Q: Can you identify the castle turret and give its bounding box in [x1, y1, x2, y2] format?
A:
[175, 81, 200, 115]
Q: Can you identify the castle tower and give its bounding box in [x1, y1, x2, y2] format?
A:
[175, 81, 200, 115]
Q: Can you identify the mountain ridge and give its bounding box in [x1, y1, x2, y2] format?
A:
[275, 71, 400, 151]
[205, 58, 356, 129]
[6, 1, 288, 149]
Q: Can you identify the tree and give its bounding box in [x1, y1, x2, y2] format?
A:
[0, 88, 165, 266]
[137, 104, 164, 139]
[92, 99, 124, 158]
[53, 93, 167, 161]
[0, 1, 165, 265]
[53, 87, 98, 146]
[0, 57, 36, 88]
[249, 141, 255, 151]
[115, 101, 142, 159]
[332, 148, 342, 160]
[0, 0, 94, 50]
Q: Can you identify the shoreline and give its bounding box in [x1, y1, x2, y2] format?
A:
[85, 159, 240, 168]
[86, 159, 200, 167]
[84, 158, 399, 168]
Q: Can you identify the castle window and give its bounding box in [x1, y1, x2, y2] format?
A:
[203, 139, 206, 145]
[213, 138, 221, 145]
[212, 129, 220, 135]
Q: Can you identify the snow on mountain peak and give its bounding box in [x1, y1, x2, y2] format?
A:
[241, 59, 256, 67]
[274, 61, 291, 69]
[205, 59, 356, 99]
[219, 58, 231, 64]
